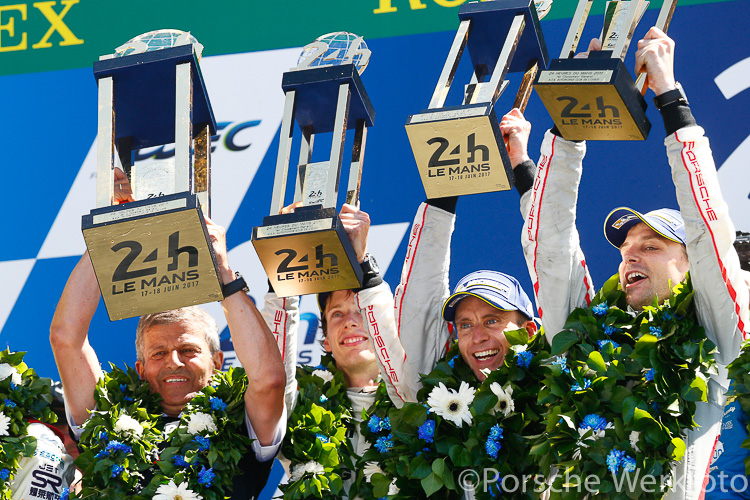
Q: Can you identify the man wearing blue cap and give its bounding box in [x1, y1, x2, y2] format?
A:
[520, 28, 749, 500]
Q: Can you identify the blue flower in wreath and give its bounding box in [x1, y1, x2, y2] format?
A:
[60, 487, 70, 500]
[194, 435, 210, 452]
[95, 450, 109, 459]
[603, 324, 621, 335]
[0, 468, 9, 481]
[592, 303, 608, 317]
[416, 446, 431, 457]
[448, 355, 458, 368]
[374, 434, 394, 453]
[488, 482, 503, 498]
[382, 417, 391, 431]
[316, 433, 330, 443]
[622, 455, 637, 473]
[174, 454, 190, 467]
[515, 351, 533, 368]
[197, 466, 216, 487]
[644, 369, 655, 382]
[98, 431, 108, 442]
[649, 326, 662, 338]
[105, 440, 132, 454]
[319, 394, 328, 403]
[119, 383, 134, 402]
[485, 438, 501, 458]
[4, 400, 16, 409]
[551, 356, 570, 374]
[489, 424, 503, 441]
[210, 397, 227, 412]
[418, 419, 436, 443]
[368, 415, 382, 433]
[606, 449, 626, 474]
[110, 464, 124, 478]
[571, 379, 591, 391]
[597, 340, 620, 350]
[651, 401, 661, 413]
[580, 414, 609, 432]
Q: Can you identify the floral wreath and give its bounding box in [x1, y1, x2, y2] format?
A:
[535, 273, 716, 499]
[70, 364, 252, 500]
[282, 354, 386, 499]
[0, 349, 57, 500]
[356, 329, 551, 499]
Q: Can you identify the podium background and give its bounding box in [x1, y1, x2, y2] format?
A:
[1, 0, 748, 495]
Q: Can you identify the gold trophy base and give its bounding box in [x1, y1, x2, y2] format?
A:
[406, 105, 513, 198]
[252, 207, 363, 298]
[82, 193, 222, 321]
[534, 53, 651, 141]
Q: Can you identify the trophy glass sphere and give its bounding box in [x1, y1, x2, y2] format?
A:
[297, 32, 370, 75]
[114, 29, 203, 60]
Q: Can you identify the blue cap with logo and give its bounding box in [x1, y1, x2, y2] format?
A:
[442, 270, 534, 322]
[604, 207, 686, 249]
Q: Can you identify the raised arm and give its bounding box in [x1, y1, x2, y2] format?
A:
[206, 218, 286, 447]
[637, 27, 749, 364]
[261, 288, 300, 414]
[519, 117, 595, 343]
[49, 252, 104, 427]
[394, 199, 455, 393]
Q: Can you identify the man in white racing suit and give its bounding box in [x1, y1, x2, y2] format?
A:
[271, 203, 411, 497]
[390, 108, 540, 394]
[520, 28, 749, 499]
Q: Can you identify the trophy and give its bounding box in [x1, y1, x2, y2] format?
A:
[252, 33, 375, 298]
[534, 0, 678, 140]
[82, 30, 223, 321]
[405, 0, 549, 198]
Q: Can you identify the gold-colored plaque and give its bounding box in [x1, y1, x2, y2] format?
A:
[406, 110, 512, 198]
[83, 197, 222, 321]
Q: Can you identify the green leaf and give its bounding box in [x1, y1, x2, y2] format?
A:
[587, 351, 607, 374]
[552, 331, 581, 355]
[421, 472, 444, 497]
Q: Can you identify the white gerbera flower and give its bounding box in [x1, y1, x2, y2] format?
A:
[489, 383, 515, 417]
[289, 461, 325, 482]
[0, 412, 10, 436]
[388, 479, 400, 495]
[0, 363, 17, 382]
[10, 370, 22, 386]
[186, 412, 217, 435]
[511, 344, 528, 353]
[479, 368, 493, 379]
[427, 382, 475, 427]
[363, 462, 383, 482]
[629, 431, 641, 453]
[153, 479, 203, 500]
[312, 369, 333, 383]
[114, 414, 144, 439]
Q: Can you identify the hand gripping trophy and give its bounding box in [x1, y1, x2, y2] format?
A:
[82, 30, 223, 320]
[252, 33, 375, 298]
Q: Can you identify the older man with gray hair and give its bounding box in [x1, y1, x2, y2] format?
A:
[50, 218, 286, 499]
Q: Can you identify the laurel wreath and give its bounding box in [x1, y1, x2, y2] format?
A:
[0, 349, 57, 500]
[280, 354, 361, 499]
[356, 332, 550, 499]
[535, 273, 716, 499]
[72, 365, 252, 500]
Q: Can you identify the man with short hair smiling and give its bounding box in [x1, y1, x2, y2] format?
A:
[442, 270, 537, 381]
[49, 218, 286, 499]
[520, 28, 749, 499]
